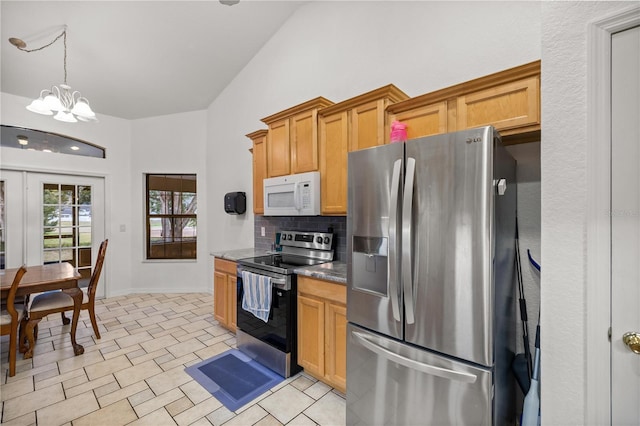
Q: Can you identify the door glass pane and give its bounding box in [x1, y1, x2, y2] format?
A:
[78, 186, 91, 205]
[43, 184, 59, 204]
[44, 249, 61, 263]
[42, 183, 93, 276]
[79, 227, 92, 246]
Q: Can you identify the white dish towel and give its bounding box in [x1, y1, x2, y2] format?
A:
[241, 271, 272, 322]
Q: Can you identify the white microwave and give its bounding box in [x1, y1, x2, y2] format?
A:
[263, 171, 321, 216]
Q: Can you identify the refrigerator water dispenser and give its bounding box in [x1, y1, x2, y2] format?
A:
[352, 236, 388, 296]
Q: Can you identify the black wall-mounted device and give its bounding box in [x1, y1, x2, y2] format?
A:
[224, 191, 246, 215]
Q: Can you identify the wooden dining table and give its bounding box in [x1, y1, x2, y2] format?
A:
[1, 262, 85, 359]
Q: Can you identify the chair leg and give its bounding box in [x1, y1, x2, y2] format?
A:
[8, 322, 18, 377]
[61, 311, 70, 325]
[88, 302, 101, 339]
[23, 318, 42, 360]
[19, 316, 29, 353]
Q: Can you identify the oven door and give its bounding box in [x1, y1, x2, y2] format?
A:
[236, 269, 295, 354]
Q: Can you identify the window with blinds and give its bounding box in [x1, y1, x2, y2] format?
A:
[146, 174, 197, 259]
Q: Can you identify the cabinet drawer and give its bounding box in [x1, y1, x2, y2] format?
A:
[298, 276, 346, 305]
[214, 258, 237, 275]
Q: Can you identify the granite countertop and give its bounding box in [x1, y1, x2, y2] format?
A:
[294, 261, 347, 285]
[212, 248, 347, 285]
[210, 248, 269, 262]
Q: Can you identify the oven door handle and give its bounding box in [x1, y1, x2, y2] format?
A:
[237, 267, 288, 288]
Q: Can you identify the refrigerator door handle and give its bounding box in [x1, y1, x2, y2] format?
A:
[402, 157, 417, 324]
[352, 331, 477, 383]
[388, 159, 402, 322]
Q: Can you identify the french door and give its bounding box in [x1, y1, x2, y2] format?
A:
[0, 170, 105, 297]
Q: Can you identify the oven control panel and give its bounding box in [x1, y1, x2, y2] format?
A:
[279, 230, 333, 251]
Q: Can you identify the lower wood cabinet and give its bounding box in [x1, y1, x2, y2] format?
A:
[214, 257, 237, 333]
[297, 276, 347, 393]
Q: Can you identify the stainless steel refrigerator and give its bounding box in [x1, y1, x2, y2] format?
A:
[346, 126, 517, 425]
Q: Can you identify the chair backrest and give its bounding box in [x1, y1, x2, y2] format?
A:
[86, 239, 108, 300]
[4, 265, 27, 322]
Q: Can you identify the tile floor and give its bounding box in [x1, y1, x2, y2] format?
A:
[0, 293, 346, 425]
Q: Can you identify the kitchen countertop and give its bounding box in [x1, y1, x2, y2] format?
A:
[210, 248, 269, 262]
[294, 261, 347, 285]
[212, 248, 347, 284]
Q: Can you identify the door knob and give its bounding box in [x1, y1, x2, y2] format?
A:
[622, 332, 640, 354]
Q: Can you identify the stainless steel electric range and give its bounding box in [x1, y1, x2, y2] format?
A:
[236, 230, 334, 377]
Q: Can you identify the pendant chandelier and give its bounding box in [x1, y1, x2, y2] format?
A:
[9, 26, 97, 123]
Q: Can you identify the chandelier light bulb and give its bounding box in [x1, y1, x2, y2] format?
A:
[70, 98, 96, 118]
[44, 92, 64, 111]
[26, 97, 54, 115]
[54, 110, 78, 123]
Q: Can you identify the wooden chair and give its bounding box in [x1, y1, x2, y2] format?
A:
[1, 265, 27, 377]
[25, 240, 108, 345]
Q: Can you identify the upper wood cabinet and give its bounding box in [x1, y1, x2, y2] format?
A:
[387, 60, 541, 144]
[318, 85, 409, 215]
[261, 97, 334, 177]
[246, 129, 268, 215]
[387, 101, 449, 140]
[318, 110, 349, 215]
[456, 74, 540, 138]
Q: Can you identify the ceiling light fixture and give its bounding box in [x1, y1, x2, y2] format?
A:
[17, 135, 29, 145]
[9, 25, 97, 123]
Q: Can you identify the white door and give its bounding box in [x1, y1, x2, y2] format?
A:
[0, 170, 26, 269]
[611, 24, 640, 424]
[24, 172, 106, 297]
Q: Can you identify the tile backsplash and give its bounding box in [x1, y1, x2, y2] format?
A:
[254, 216, 347, 261]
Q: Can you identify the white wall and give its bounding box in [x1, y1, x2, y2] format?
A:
[0, 92, 133, 296]
[206, 0, 542, 254]
[130, 111, 210, 294]
[540, 1, 633, 424]
[1, 93, 210, 295]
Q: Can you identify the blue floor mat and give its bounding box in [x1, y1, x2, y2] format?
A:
[185, 349, 284, 412]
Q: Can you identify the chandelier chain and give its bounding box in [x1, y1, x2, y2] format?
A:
[16, 29, 67, 84]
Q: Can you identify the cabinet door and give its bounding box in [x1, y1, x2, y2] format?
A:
[350, 100, 385, 151]
[213, 271, 228, 326]
[390, 102, 448, 141]
[325, 302, 347, 393]
[298, 294, 325, 377]
[456, 76, 540, 133]
[228, 275, 237, 333]
[267, 119, 290, 177]
[253, 134, 267, 214]
[319, 111, 349, 215]
[291, 110, 318, 174]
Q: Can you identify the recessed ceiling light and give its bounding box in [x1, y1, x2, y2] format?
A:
[70, 146, 80, 151]
[17, 135, 28, 145]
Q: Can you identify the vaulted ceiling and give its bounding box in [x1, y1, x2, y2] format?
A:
[1, 1, 305, 120]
